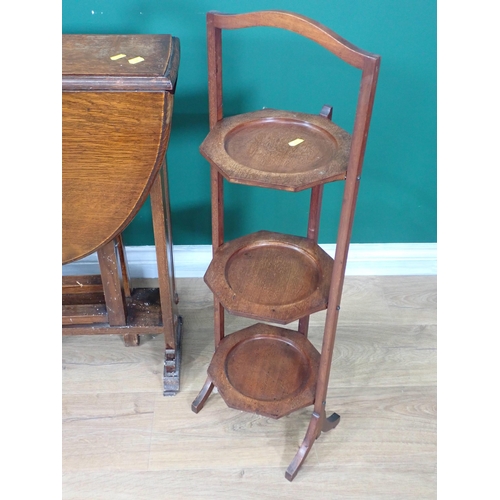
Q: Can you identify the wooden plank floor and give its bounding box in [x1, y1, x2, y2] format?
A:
[62, 276, 436, 499]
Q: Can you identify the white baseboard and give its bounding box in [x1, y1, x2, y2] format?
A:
[62, 243, 437, 277]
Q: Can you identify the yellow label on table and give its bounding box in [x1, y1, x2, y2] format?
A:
[128, 56, 145, 64]
[110, 54, 126, 60]
[288, 138, 304, 147]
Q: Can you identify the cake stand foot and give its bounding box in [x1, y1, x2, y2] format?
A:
[191, 376, 214, 413]
[322, 411, 341, 432]
[285, 408, 341, 481]
[285, 411, 322, 481]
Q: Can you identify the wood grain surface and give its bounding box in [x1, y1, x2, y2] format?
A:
[200, 109, 350, 191]
[201, 11, 381, 480]
[62, 91, 171, 263]
[204, 230, 334, 324]
[207, 323, 321, 418]
[62, 34, 179, 91]
[62, 275, 436, 499]
[63, 35, 172, 77]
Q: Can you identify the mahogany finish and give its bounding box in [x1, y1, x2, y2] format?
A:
[200, 108, 351, 191]
[62, 34, 183, 395]
[204, 230, 333, 324]
[208, 323, 320, 419]
[192, 10, 380, 481]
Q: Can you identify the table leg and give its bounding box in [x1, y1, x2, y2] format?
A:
[150, 157, 182, 395]
[116, 233, 132, 298]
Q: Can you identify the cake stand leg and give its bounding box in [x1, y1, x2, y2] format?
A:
[298, 106, 327, 338]
[191, 376, 215, 413]
[298, 184, 324, 337]
[297, 315, 310, 336]
[285, 407, 341, 481]
[285, 411, 322, 481]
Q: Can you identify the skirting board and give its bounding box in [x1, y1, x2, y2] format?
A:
[62, 243, 437, 278]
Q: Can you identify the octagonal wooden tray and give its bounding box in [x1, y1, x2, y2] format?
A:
[204, 230, 334, 324]
[200, 108, 351, 191]
[208, 323, 321, 418]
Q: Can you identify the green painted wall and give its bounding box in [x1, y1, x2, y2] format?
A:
[63, 0, 436, 245]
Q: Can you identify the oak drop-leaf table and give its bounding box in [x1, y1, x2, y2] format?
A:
[62, 34, 182, 395]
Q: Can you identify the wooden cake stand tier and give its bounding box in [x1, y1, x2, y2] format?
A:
[200, 108, 351, 191]
[208, 323, 321, 419]
[204, 230, 334, 324]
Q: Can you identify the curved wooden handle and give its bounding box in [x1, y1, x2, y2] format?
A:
[207, 10, 379, 69]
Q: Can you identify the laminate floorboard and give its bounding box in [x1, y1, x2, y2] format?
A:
[62, 276, 436, 499]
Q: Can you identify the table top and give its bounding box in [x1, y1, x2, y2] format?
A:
[62, 34, 179, 92]
[62, 34, 180, 264]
